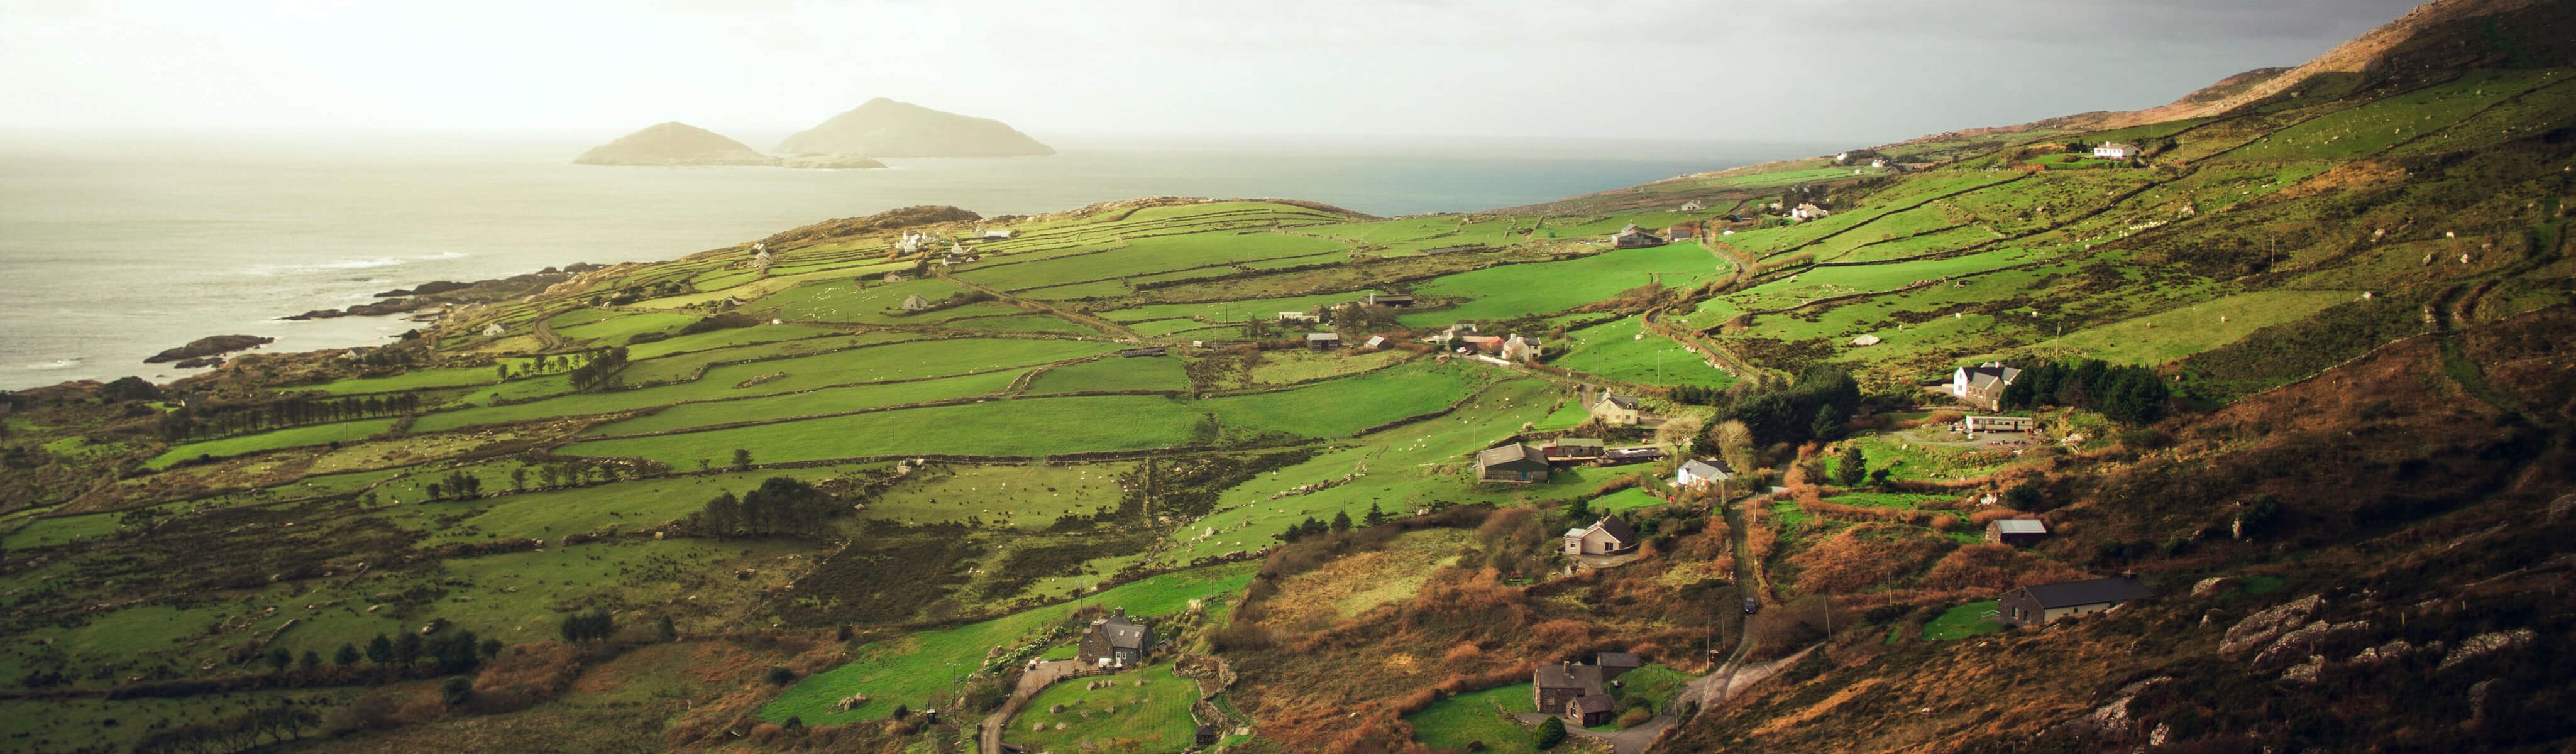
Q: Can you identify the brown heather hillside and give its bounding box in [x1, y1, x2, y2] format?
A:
[1660, 306, 2575, 753]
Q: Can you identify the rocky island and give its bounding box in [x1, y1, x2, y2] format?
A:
[573, 121, 887, 169]
[776, 97, 1054, 158]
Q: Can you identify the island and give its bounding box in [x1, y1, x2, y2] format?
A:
[573, 121, 888, 169]
[776, 97, 1054, 158]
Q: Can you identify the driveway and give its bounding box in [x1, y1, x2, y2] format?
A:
[979, 659, 1086, 754]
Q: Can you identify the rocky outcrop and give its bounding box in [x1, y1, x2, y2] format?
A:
[2056, 677, 2171, 741]
[285, 298, 427, 320]
[776, 98, 1054, 158]
[2220, 594, 2323, 655]
[2253, 620, 2371, 667]
[2438, 629, 2535, 671]
[145, 335, 273, 364]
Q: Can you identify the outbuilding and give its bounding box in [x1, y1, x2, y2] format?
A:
[1998, 576, 2150, 627]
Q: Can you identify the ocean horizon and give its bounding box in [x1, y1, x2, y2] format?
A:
[0, 133, 1837, 390]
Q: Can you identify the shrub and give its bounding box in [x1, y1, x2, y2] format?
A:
[765, 666, 796, 686]
[1616, 707, 1654, 728]
[440, 677, 473, 706]
[1535, 717, 1567, 750]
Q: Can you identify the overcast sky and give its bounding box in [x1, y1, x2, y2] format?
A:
[1, 0, 2423, 146]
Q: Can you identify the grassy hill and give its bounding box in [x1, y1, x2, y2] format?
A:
[1, 1, 2572, 751]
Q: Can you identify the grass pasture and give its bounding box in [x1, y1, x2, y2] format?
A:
[761, 564, 1253, 724]
[1397, 244, 1731, 327]
[1923, 600, 2003, 640]
[1027, 357, 1191, 393]
[1010, 662, 1202, 753]
[1405, 682, 1539, 753]
[144, 418, 398, 469]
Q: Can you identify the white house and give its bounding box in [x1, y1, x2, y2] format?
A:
[1790, 204, 1830, 221]
[2093, 142, 2140, 160]
[1562, 515, 1639, 556]
[480, 322, 506, 336]
[1679, 200, 1705, 212]
[1675, 459, 1735, 488]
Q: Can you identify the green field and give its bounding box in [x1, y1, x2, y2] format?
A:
[761, 564, 1254, 724]
[1398, 244, 1731, 326]
[1027, 356, 1191, 393]
[1406, 683, 1539, 753]
[1550, 315, 1737, 388]
[1011, 662, 1202, 752]
[1923, 600, 2003, 640]
[2026, 289, 2358, 365]
[144, 418, 399, 469]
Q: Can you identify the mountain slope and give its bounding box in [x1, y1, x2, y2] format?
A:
[775, 98, 1054, 158]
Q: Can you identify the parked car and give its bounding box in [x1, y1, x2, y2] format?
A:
[1742, 597, 1762, 615]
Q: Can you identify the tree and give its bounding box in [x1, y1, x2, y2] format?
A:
[1710, 419, 1756, 474]
[365, 634, 394, 665]
[334, 643, 361, 667]
[1331, 510, 1353, 533]
[509, 467, 527, 492]
[495, 364, 509, 381]
[299, 650, 321, 671]
[766, 666, 796, 686]
[441, 677, 473, 706]
[732, 448, 753, 470]
[2004, 480, 2044, 510]
[265, 648, 291, 672]
[1810, 405, 1842, 441]
[393, 632, 423, 667]
[658, 615, 678, 641]
[1535, 716, 1567, 750]
[1363, 502, 1389, 526]
[479, 638, 503, 660]
[1833, 444, 1867, 488]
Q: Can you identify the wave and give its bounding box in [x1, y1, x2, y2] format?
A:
[25, 358, 80, 371]
[251, 251, 468, 276]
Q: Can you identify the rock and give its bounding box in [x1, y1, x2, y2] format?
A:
[145, 334, 273, 364]
[1049, 704, 1065, 713]
[2469, 679, 2496, 721]
[2191, 577, 2233, 597]
[2350, 638, 2414, 665]
[2220, 594, 2323, 655]
[2062, 677, 2170, 741]
[173, 356, 223, 369]
[2550, 494, 2575, 522]
[2255, 620, 2369, 667]
[2438, 629, 2535, 671]
[2279, 654, 2325, 684]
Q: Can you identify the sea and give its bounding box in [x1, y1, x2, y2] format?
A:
[0, 133, 1834, 390]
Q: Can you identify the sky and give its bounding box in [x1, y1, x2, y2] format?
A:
[0, 0, 2425, 146]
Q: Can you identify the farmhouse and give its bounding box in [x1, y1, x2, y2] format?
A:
[1675, 459, 1735, 488]
[1475, 443, 1552, 483]
[1963, 415, 2034, 433]
[1359, 293, 1416, 307]
[1533, 663, 1608, 723]
[1305, 332, 1341, 351]
[1562, 515, 1639, 556]
[901, 295, 933, 312]
[1791, 203, 1830, 221]
[1668, 221, 1704, 243]
[1540, 437, 1605, 462]
[1279, 311, 1318, 322]
[1076, 608, 1157, 668]
[1611, 223, 1666, 248]
[1949, 362, 2022, 411]
[1500, 334, 1543, 362]
[1459, 335, 1504, 354]
[1589, 393, 1646, 427]
[481, 323, 505, 336]
[2093, 141, 2140, 160]
[1679, 200, 1705, 212]
[1998, 576, 2151, 627]
[1985, 518, 2049, 546]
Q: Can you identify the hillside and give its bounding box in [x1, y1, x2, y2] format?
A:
[1, 1, 2571, 753]
[775, 97, 1055, 158]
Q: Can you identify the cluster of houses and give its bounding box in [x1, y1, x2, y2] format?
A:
[1533, 653, 1646, 727]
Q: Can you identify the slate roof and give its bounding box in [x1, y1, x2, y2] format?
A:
[1570, 694, 1616, 714]
[1549, 437, 1605, 448]
[1994, 519, 2049, 535]
[1533, 664, 1606, 692]
[1598, 394, 1642, 410]
[1680, 459, 1734, 479]
[1307, 332, 1340, 342]
[1591, 515, 1637, 544]
[1477, 444, 1549, 469]
[2018, 576, 2151, 609]
[1093, 613, 1153, 650]
[1961, 363, 2022, 390]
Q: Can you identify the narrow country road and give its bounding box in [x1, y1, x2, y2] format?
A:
[979, 659, 1084, 754]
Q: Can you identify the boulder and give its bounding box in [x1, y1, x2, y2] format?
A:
[2438, 629, 2535, 671]
[2220, 594, 2323, 655]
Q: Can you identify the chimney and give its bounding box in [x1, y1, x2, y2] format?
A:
[1113, 607, 1126, 619]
